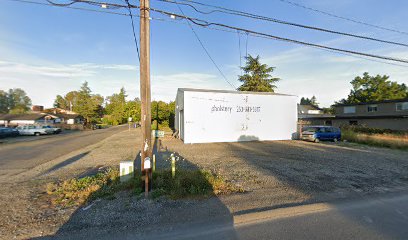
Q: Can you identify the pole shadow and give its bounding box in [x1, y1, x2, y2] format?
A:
[33, 138, 237, 240]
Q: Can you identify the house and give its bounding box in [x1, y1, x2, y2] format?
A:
[175, 88, 298, 143]
[332, 99, 408, 130]
[42, 108, 83, 125]
[54, 113, 84, 125]
[0, 113, 60, 127]
[298, 104, 335, 125]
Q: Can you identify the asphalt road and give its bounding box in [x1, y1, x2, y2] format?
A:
[0, 125, 127, 179]
[137, 192, 408, 240]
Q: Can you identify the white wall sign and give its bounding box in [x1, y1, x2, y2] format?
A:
[176, 89, 298, 143]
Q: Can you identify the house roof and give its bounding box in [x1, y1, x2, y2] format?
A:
[177, 88, 296, 96]
[54, 113, 82, 119]
[298, 104, 322, 111]
[334, 98, 408, 107]
[43, 108, 77, 115]
[0, 113, 59, 121]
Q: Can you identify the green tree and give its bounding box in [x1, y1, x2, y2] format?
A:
[105, 87, 127, 125]
[53, 91, 79, 110]
[237, 55, 280, 92]
[338, 72, 408, 104]
[73, 82, 101, 124]
[300, 96, 319, 107]
[125, 98, 141, 123]
[7, 88, 32, 113]
[0, 90, 8, 113]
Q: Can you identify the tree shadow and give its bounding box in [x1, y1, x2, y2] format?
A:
[34, 139, 237, 239]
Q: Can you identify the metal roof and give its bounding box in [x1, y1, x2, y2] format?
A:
[177, 88, 296, 97]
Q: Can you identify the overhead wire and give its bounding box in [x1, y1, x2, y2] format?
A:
[7, 0, 131, 16]
[157, 0, 408, 48]
[7, 0, 408, 67]
[149, 7, 408, 64]
[174, 2, 236, 89]
[278, 0, 408, 36]
[237, 30, 242, 74]
[124, 0, 140, 61]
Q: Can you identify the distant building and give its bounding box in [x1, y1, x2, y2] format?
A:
[298, 104, 335, 126]
[333, 99, 408, 130]
[0, 113, 60, 127]
[42, 108, 84, 125]
[31, 105, 44, 112]
[42, 107, 77, 115]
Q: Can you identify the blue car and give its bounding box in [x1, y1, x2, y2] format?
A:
[301, 126, 341, 143]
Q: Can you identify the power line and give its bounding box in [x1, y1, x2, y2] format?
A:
[174, 2, 236, 89]
[237, 30, 242, 74]
[7, 0, 408, 67]
[6, 0, 131, 16]
[124, 0, 140, 61]
[157, 0, 408, 48]
[278, 0, 408, 36]
[149, 7, 408, 64]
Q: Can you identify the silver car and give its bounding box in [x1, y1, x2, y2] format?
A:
[16, 125, 54, 136]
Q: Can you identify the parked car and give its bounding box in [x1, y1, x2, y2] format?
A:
[41, 125, 62, 134]
[301, 126, 341, 143]
[0, 127, 20, 138]
[16, 125, 54, 136]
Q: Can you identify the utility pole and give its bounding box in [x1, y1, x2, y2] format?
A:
[140, 0, 152, 197]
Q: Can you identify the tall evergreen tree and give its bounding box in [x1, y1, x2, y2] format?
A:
[237, 55, 280, 92]
[105, 87, 127, 125]
[73, 82, 100, 124]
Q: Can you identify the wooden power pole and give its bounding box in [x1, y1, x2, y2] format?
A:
[140, 0, 152, 197]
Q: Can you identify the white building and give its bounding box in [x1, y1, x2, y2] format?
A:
[175, 88, 298, 144]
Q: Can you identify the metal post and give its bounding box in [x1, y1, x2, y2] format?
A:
[153, 154, 156, 172]
[171, 155, 176, 178]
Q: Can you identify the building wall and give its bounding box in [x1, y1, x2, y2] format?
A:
[180, 90, 298, 143]
[332, 118, 408, 131]
[174, 90, 185, 140]
[335, 101, 408, 117]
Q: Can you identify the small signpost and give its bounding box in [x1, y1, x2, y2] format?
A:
[144, 157, 151, 197]
[152, 130, 165, 138]
[128, 117, 132, 131]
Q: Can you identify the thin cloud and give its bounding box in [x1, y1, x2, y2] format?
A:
[0, 60, 138, 78]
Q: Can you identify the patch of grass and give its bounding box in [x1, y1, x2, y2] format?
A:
[341, 129, 408, 150]
[46, 168, 142, 207]
[47, 168, 244, 207]
[152, 169, 244, 199]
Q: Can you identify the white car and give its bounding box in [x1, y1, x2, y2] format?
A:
[16, 125, 54, 136]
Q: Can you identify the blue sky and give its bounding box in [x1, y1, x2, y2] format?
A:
[1, 0, 408, 108]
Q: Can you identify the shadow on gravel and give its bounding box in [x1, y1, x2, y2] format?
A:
[41, 151, 91, 176]
[34, 138, 237, 240]
[226, 141, 408, 239]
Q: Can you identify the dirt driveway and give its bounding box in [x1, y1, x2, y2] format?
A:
[160, 138, 408, 214]
[1, 129, 408, 239]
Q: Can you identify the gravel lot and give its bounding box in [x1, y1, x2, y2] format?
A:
[1, 129, 408, 239]
[159, 138, 408, 214]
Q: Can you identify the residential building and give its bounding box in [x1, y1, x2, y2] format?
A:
[332, 99, 408, 130]
[0, 113, 60, 127]
[298, 104, 335, 126]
